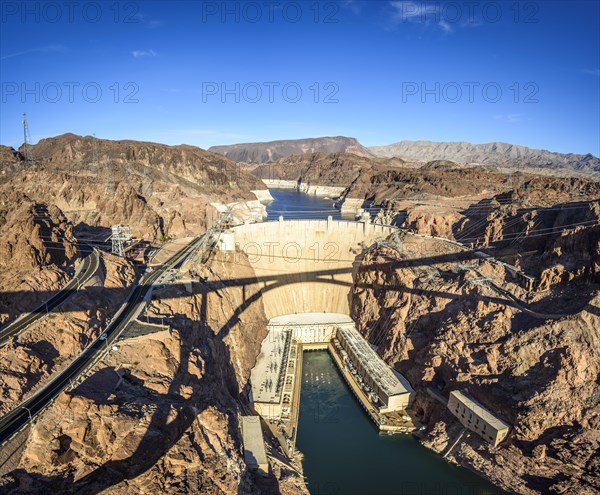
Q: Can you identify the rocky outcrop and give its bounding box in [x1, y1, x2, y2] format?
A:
[0, 145, 23, 174]
[350, 236, 600, 495]
[209, 136, 373, 164]
[253, 151, 376, 186]
[2, 134, 269, 241]
[0, 251, 308, 494]
[453, 182, 600, 287]
[0, 192, 78, 270]
[0, 193, 80, 324]
[0, 252, 136, 415]
[31, 133, 264, 194]
[404, 207, 464, 238]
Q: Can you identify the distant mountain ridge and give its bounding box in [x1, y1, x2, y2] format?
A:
[208, 136, 373, 164]
[210, 136, 599, 171]
[368, 140, 600, 172]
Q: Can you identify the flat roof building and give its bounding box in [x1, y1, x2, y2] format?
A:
[336, 326, 415, 412]
[250, 327, 295, 419]
[241, 416, 269, 476]
[448, 390, 511, 447]
[250, 313, 355, 419]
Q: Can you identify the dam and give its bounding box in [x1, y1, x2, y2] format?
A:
[218, 214, 415, 445]
[219, 215, 396, 317]
[235, 189, 507, 495]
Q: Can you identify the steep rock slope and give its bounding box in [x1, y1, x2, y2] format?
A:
[209, 136, 373, 163]
[253, 151, 380, 185]
[0, 191, 80, 324]
[351, 239, 599, 495]
[2, 134, 266, 240]
[0, 191, 78, 270]
[1, 251, 308, 494]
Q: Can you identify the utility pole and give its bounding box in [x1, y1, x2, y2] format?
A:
[22, 113, 34, 165]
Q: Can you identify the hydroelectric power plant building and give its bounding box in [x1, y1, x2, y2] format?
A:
[334, 326, 415, 412]
[249, 313, 415, 434]
[249, 313, 352, 420]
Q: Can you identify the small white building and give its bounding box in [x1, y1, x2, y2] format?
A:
[448, 390, 511, 447]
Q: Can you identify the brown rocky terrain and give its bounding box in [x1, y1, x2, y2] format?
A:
[255, 152, 600, 291]
[0, 134, 296, 493]
[209, 136, 373, 164]
[351, 236, 599, 495]
[0, 251, 136, 415]
[0, 250, 308, 494]
[1, 136, 598, 495]
[0, 191, 78, 271]
[2, 134, 267, 241]
[0, 191, 79, 324]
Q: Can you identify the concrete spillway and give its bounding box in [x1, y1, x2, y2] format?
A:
[219, 217, 396, 319]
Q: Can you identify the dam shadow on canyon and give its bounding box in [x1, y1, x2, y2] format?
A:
[0, 189, 525, 494]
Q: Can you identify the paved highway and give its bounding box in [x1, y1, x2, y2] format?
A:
[0, 235, 206, 445]
[0, 246, 101, 347]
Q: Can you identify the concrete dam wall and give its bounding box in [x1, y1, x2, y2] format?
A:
[219, 218, 397, 319]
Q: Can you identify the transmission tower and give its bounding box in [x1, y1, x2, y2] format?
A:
[111, 225, 132, 257]
[22, 113, 34, 164]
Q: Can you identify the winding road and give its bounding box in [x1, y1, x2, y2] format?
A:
[0, 246, 101, 348]
[0, 235, 206, 445]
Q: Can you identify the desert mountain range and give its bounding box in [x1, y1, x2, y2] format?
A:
[210, 136, 600, 172]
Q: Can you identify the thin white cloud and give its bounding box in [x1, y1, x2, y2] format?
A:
[583, 68, 600, 77]
[131, 49, 158, 58]
[342, 0, 362, 15]
[494, 114, 523, 123]
[438, 19, 452, 33]
[133, 13, 163, 28]
[0, 44, 66, 61]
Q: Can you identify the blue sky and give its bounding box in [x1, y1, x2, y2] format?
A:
[1, 1, 599, 155]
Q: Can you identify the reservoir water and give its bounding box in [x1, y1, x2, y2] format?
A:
[265, 189, 507, 495]
[266, 188, 341, 221]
